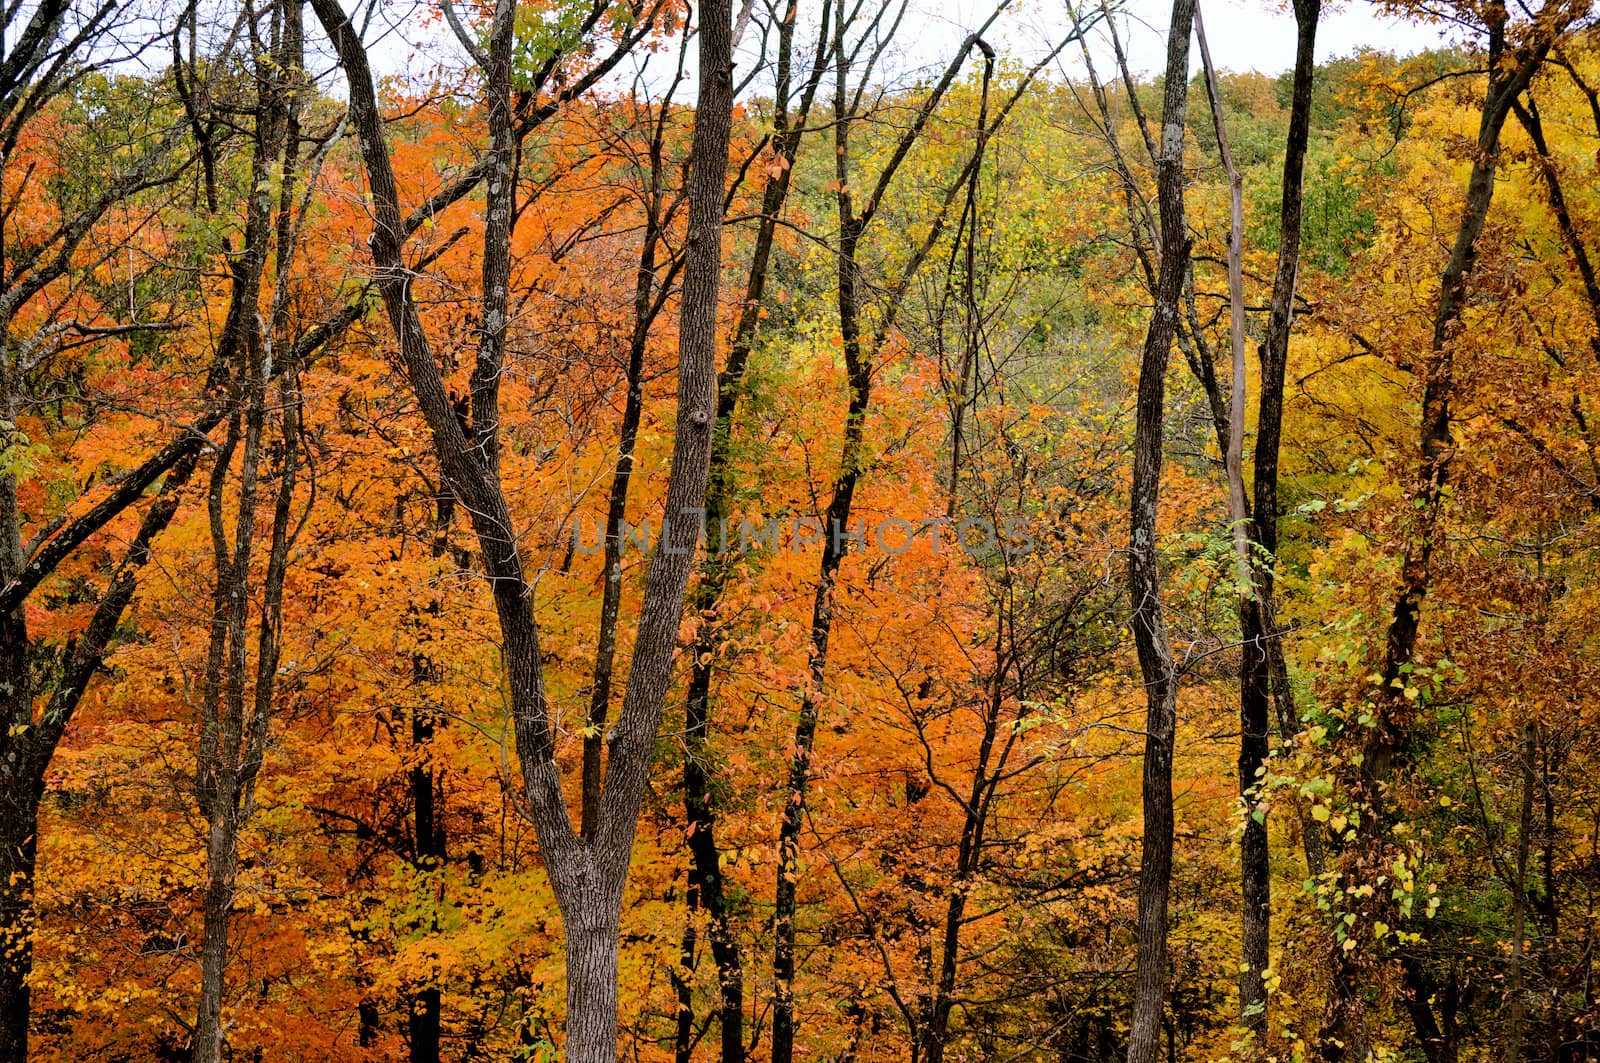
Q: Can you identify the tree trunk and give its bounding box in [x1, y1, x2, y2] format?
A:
[1243, 1, 1325, 990]
[193, 809, 240, 1063]
[684, 719, 743, 1061]
[672, 914, 697, 1063]
[408, 989, 441, 1063]
[190, 10, 307, 1050]
[1236, 596, 1272, 1040]
[770, 13, 873, 1046]
[768, 14, 1002, 1054]
[565, 913, 623, 1063]
[1504, 721, 1538, 1063]
[313, 0, 734, 1053]
[0, 501, 35, 1063]
[769, 292, 867, 1063]
[408, 489, 452, 1063]
[0, 774, 38, 1063]
[678, 6, 832, 1057]
[1124, 2, 1195, 1061]
[408, 698, 444, 1063]
[1194, 7, 1270, 1040]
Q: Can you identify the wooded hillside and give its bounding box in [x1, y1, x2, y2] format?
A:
[2, 0, 1599, 1059]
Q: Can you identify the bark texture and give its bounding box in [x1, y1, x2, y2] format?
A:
[1194, 7, 1268, 1035]
[1246, 0, 1324, 889]
[677, 9, 834, 1056]
[191, 5, 310, 1056]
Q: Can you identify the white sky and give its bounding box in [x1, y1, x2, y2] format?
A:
[351, 0, 1462, 95]
[1013, 0, 1456, 77]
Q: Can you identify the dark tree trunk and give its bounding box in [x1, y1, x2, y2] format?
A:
[0, 771, 39, 1063]
[1124, 2, 1195, 1061]
[0, 454, 35, 1060]
[406, 488, 453, 1063]
[408, 987, 441, 1063]
[672, 913, 697, 1063]
[1504, 721, 1537, 1063]
[1228, 0, 1323, 1042]
[769, 16, 871, 1039]
[408, 693, 443, 1063]
[768, 15, 1001, 1056]
[191, 7, 310, 1053]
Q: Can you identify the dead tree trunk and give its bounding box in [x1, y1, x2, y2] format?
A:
[1194, 4, 1268, 1042]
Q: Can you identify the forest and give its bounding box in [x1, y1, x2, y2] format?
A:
[1, 0, 1598, 1058]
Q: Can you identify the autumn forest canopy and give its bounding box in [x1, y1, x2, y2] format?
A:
[8, 0, 1600, 1059]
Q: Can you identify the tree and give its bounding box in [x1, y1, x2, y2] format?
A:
[676, 5, 832, 1055]
[765, 6, 1020, 1056]
[308, 0, 732, 1054]
[1122, 1, 1194, 1060]
[188, 0, 331, 1055]
[1315, 3, 1588, 1056]
[1233, 0, 1323, 1044]
[0, 7, 347, 1054]
[1188, 0, 1325, 1043]
[24, 6, 1600, 1060]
